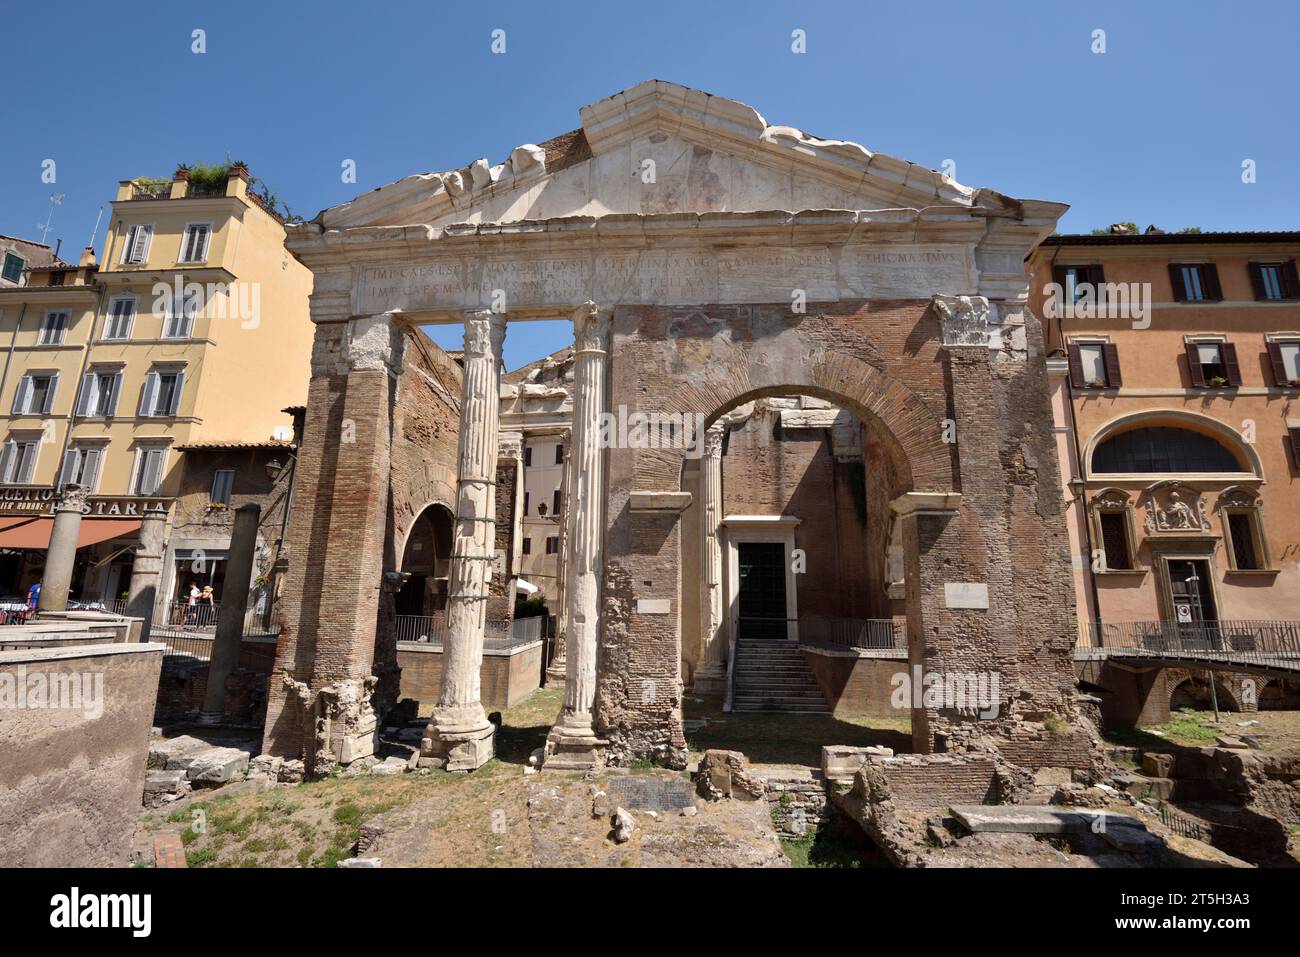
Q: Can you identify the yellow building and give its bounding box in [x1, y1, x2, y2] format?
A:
[0, 163, 313, 611]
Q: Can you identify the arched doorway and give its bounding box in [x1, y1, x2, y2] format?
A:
[679, 390, 914, 763]
[395, 503, 454, 620]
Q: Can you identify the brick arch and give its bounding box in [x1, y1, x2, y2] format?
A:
[1169, 672, 1242, 713]
[397, 500, 454, 568]
[643, 349, 955, 495]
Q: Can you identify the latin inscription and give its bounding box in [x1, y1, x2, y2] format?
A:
[357, 242, 976, 313]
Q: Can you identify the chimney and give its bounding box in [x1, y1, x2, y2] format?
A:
[79, 245, 96, 267]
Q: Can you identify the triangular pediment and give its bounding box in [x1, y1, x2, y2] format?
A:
[316, 80, 992, 232]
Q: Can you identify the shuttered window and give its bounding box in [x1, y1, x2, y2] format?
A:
[1051, 263, 1106, 304]
[1288, 427, 1300, 470]
[1168, 263, 1222, 302]
[105, 297, 136, 339]
[1185, 341, 1241, 387]
[0, 440, 39, 484]
[179, 224, 211, 263]
[1265, 340, 1300, 387]
[122, 224, 153, 264]
[1, 252, 24, 283]
[59, 447, 103, 492]
[1248, 261, 1300, 301]
[38, 311, 69, 345]
[1066, 342, 1122, 388]
[162, 290, 199, 338]
[139, 370, 185, 417]
[12, 374, 57, 415]
[132, 446, 167, 495]
[76, 370, 122, 417]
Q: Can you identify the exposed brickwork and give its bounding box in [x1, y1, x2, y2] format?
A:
[263, 321, 461, 765]
[873, 754, 999, 808]
[395, 642, 543, 710]
[802, 650, 906, 718]
[721, 407, 872, 621]
[598, 299, 1082, 767]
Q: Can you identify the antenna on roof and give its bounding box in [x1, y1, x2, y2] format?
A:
[88, 207, 104, 249]
[37, 193, 65, 244]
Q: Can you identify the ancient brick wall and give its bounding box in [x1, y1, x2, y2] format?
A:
[874, 755, 999, 808]
[395, 642, 543, 710]
[802, 649, 907, 718]
[264, 320, 462, 762]
[597, 299, 1079, 766]
[721, 409, 873, 622]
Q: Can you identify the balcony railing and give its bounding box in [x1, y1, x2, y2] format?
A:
[1080, 619, 1300, 669]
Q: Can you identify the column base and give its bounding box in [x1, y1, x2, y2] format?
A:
[335, 726, 378, 765]
[544, 656, 567, 686]
[693, 664, 727, 696]
[195, 710, 224, 726]
[420, 705, 495, 771]
[542, 711, 606, 771]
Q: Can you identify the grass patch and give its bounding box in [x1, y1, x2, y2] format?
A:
[186, 848, 217, 868]
[780, 816, 885, 868]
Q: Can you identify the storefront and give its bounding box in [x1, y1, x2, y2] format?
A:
[0, 486, 170, 609]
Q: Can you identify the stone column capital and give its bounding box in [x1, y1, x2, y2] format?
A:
[572, 301, 610, 355]
[464, 309, 508, 358]
[703, 423, 726, 459]
[931, 294, 996, 348]
[56, 483, 89, 511]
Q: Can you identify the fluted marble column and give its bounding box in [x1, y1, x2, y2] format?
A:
[544, 303, 609, 769]
[421, 309, 506, 771]
[693, 424, 727, 693]
[544, 426, 572, 685]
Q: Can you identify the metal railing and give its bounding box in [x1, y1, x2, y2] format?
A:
[1080, 619, 1300, 670]
[394, 613, 545, 649]
[798, 616, 907, 651]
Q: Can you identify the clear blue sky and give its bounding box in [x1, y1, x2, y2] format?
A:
[3, 0, 1296, 369]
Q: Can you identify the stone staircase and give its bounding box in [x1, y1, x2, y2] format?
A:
[730, 639, 829, 713]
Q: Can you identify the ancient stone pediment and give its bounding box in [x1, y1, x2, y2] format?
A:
[315, 79, 1005, 231]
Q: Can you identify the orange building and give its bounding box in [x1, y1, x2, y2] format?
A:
[1030, 230, 1300, 664]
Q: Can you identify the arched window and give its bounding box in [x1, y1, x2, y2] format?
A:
[1093, 427, 1242, 474]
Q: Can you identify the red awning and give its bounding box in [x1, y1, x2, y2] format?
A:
[0, 517, 141, 550]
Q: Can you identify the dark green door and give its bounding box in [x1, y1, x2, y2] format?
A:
[737, 541, 788, 640]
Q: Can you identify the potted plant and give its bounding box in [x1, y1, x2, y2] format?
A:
[1087, 377, 1107, 388]
[1207, 375, 1229, 387]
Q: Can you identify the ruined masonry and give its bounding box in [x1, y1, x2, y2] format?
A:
[261, 80, 1094, 777]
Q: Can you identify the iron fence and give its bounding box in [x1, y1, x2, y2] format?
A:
[1080, 619, 1300, 669]
[394, 612, 546, 649]
[797, 616, 907, 651]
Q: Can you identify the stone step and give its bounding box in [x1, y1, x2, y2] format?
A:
[734, 681, 823, 692]
[733, 702, 831, 713]
[949, 804, 1146, 835]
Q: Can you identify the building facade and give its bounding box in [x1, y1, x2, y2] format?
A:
[264, 81, 1090, 778]
[1032, 229, 1300, 720]
[0, 165, 313, 616]
[1033, 230, 1300, 630]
